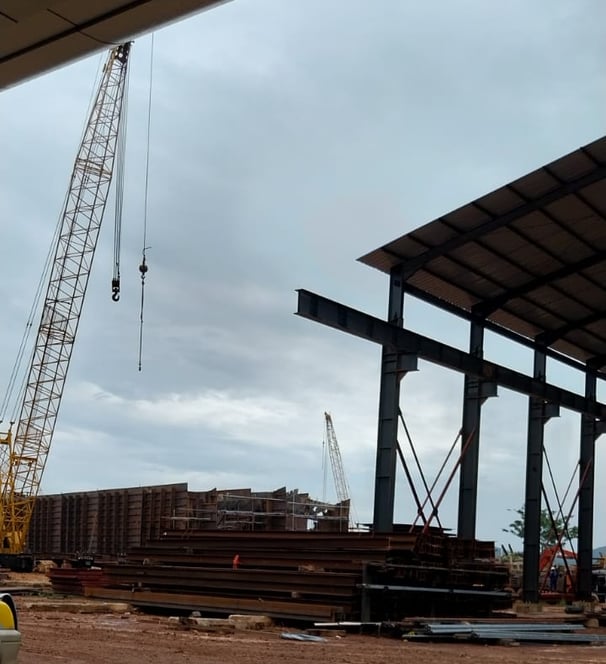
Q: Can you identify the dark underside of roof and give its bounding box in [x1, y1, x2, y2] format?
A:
[0, 1, 227, 90]
[359, 136, 606, 371]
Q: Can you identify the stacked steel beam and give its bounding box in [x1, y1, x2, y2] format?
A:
[48, 567, 108, 594]
[46, 530, 511, 622]
[126, 530, 425, 570]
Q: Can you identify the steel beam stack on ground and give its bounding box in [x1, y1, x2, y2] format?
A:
[47, 567, 108, 594]
[47, 529, 511, 622]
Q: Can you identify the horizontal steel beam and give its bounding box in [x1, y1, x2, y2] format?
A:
[86, 586, 344, 621]
[359, 583, 511, 598]
[400, 281, 604, 377]
[296, 290, 606, 418]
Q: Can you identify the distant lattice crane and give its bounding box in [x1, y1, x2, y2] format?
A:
[324, 412, 352, 505]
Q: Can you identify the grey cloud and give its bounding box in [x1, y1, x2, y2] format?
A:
[1, 0, 605, 545]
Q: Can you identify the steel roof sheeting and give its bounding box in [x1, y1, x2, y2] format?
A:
[360, 136, 606, 368]
[0, 0, 228, 90]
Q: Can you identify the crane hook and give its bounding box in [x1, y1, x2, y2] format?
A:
[137, 251, 149, 372]
[111, 278, 121, 302]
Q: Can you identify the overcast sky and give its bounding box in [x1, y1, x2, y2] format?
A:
[1, 0, 605, 548]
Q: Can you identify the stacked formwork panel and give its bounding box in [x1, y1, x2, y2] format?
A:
[28, 483, 190, 557]
[28, 483, 349, 558]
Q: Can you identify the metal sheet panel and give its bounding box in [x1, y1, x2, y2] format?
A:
[360, 135, 606, 366]
[0, 0, 229, 89]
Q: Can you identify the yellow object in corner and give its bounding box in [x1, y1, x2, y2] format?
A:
[0, 599, 15, 630]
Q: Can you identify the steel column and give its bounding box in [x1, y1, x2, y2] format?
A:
[457, 322, 484, 539]
[577, 371, 597, 599]
[373, 268, 405, 533]
[522, 350, 546, 602]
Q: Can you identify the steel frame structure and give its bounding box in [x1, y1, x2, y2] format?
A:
[296, 286, 605, 602]
[295, 136, 606, 604]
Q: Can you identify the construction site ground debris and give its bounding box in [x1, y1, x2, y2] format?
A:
[12, 599, 606, 664]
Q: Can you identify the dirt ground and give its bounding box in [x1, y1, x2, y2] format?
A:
[11, 600, 606, 664]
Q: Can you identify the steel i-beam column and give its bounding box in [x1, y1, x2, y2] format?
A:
[522, 349, 547, 602]
[373, 267, 408, 533]
[457, 321, 485, 539]
[577, 370, 598, 599]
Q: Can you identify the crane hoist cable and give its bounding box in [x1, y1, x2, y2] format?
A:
[138, 254, 148, 372]
[0, 244, 52, 426]
[111, 62, 130, 302]
[138, 33, 155, 371]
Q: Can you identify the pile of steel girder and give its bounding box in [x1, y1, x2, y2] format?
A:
[43, 530, 512, 622]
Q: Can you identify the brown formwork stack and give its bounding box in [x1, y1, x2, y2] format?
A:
[28, 483, 190, 557]
[28, 483, 350, 558]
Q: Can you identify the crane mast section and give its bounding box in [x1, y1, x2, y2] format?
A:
[324, 412, 351, 504]
[1, 43, 131, 552]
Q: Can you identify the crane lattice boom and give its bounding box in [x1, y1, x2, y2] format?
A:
[0, 43, 131, 553]
[324, 412, 351, 505]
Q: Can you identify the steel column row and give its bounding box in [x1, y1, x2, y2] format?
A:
[296, 288, 604, 601]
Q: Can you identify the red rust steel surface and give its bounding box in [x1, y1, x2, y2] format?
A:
[127, 553, 369, 571]
[50, 564, 359, 620]
[48, 568, 108, 594]
[84, 586, 346, 621]
[29, 485, 352, 558]
[154, 530, 424, 544]
[44, 529, 503, 622]
[104, 564, 359, 595]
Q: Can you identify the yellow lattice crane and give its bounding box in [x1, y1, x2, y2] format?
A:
[0, 43, 132, 561]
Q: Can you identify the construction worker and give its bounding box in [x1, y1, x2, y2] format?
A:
[549, 566, 558, 591]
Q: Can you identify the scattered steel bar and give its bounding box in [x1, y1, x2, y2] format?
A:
[469, 630, 606, 644]
[424, 622, 584, 633]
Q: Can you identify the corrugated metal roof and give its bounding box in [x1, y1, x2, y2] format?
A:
[359, 136, 606, 368]
[0, 0, 228, 90]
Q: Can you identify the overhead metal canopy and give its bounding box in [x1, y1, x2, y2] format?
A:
[359, 135, 606, 370]
[0, 0, 228, 90]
